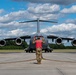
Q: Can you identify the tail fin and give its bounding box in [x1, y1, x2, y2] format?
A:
[19, 18, 58, 33]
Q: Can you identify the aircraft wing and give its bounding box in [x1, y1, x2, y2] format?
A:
[47, 35, 76, 46]
[0, 35, 31, 46]
[47, 35, 74, 40]
[3, 35, 31, 41]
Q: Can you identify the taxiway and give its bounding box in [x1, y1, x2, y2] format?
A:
[0, 52, 76, 75]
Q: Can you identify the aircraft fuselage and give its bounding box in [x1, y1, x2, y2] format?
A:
[25, 33, 53, 52]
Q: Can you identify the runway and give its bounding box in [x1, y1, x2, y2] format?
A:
[0, 52, 76, 75]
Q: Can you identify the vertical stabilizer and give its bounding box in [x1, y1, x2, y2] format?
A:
[37, 18, 40, 33]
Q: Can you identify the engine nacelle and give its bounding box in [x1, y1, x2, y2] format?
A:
[55, 38, 62, 45]
[15, 38, 22, 45]
[0, 40, 6, 46]
[71, 39, 76, 46]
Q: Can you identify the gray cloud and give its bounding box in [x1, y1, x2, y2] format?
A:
[0, 29, 30, 39]
[41, 23, 76, 38]
[0, 22, 36, 39]
[28, 3, 60, 14]
[0, 1, 76, 40]
[13, 0, 76, 5]
[61, 5, 76, 13]
[65, 19, 76, 24]
[0, 3, 61, 23]
[0, 10, 32, 23]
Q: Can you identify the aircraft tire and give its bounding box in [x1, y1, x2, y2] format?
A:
[31, 50, 33, 53]
[50, 50, 52, 52]
[45, 50, 48, 53]
[27, 49, 32, 53]
[45, 50, 46, 53]
[26, 50, 29, 53]
[29, 50, 31, 53]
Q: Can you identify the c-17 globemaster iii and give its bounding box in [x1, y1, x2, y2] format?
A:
[0, 18, 76, 53]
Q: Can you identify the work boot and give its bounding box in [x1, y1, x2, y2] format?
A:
[38, 62, 41, 64]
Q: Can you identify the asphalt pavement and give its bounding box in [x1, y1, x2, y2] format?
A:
[0, 52, 76, 75]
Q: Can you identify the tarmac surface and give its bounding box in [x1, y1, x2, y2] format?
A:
[0, 52, 76, 75]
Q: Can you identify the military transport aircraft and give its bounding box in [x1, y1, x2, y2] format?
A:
[0, 18, 76, 53]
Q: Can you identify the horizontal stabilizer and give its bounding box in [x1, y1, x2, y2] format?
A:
[39, 20, 58, 23]
[19, 19, 58, 23]
[19, 20, 37, 23]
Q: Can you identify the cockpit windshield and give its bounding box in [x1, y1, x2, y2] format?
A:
[34, 36, 44, 40]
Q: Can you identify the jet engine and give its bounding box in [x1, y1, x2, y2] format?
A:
[71, 39, 76, 46]
[0, 40, 6, 46]
[55, 38, 62, 45]
[15, 38, 22, 45]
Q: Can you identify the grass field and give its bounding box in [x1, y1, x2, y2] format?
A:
[0, 50, 24, 53]
[0, 49, 76, 53]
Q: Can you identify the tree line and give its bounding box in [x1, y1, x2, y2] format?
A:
[49, 43, 76, 49]
[0, 41, 28, 50]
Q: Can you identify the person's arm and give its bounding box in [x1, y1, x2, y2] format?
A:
[33, 38, 36, 44]
[42, 37, 45, 43]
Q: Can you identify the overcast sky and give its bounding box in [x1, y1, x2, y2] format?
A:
[0, 0, 76, 45]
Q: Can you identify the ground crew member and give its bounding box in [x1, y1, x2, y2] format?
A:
[33, 37, 45, 64]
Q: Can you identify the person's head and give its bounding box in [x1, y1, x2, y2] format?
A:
[37, 37, 40, 40]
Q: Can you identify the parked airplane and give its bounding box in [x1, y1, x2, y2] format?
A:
[0, 18, 76, 52]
